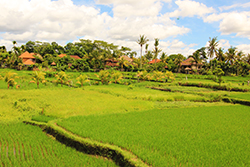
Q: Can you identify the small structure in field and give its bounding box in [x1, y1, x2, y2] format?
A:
[51, 62, 56, 66]
[181, 57, 202, 74]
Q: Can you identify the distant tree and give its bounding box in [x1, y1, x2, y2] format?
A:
[29, 71, 46, 89]
[3, 71, 18, 89]
[189, 50, 202, 73]
[174, 54, 185, 73]
[54, 71, 70, 87]
[137, 35, 149, 69]
[111, 71, 123, 84]
[207, 37, 219, 69]
[207, 37, 219, 59]
[95, 70, 111, 85]
[213, 68, 224, 85]
[225, 46, 237, 66]
[76, 74, 90, 87]
[153, 38, 162, 70]
[216, 47, 225, 62]
[119, 57, 129, 71]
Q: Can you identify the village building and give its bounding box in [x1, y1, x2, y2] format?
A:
[19, 51, 36, 65]
[105, 59, 119, 68]
[148, 59, 161, 64]
[181, 57, 202, 74]
[58, 54, 81, 60]
[119, 55, 133, 63]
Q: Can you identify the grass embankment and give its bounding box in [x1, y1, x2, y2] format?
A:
[57, 105, 250, 167]
[0, 123, 117, 167]
[24, 120, 149, 167]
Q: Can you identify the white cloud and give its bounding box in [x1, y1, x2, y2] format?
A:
[0, 0, 195, 55]
[236, 44, 250, 55]
[219, 2, 250, 11]
[218, 39, 230, 50]
[204, 11, 250, 40]
[159, 40, 196, 57]
[219, 12, 250, 39]
[0, 0, 109, 43]
[169, 0, 215, 18]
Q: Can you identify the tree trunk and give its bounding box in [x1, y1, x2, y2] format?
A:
[140, 46, 142, 69]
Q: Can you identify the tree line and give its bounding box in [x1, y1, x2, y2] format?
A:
[0, 36, 250, 76]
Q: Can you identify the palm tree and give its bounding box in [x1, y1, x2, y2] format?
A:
[111, 71, 123, 84]
[76, 74, 90, 87]
[153, 38, 162, 70]
[29, 71, 46, 89]
[160, 52, 167, 63]
[207, 37, 219, 69]
[145, 44, 149, 54]
[174, 54, 185, 73]
[137, 35, 149, 69]
[225, 46, 237, 66]
[216, 47, 225, 62]
[119, 57, 129, 71]
[55, 71, 70, 87]
[3, 71, 19, 89]
[207, 37, 219, 59]
[95, 70, 111, 85]
[189, 51, 202, 73]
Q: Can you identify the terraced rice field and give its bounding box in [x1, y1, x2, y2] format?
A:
[57, 105, 250, 167]
[0, 123, 117, 167]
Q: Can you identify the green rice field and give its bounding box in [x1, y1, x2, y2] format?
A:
[1, 69, 250, 166]
[57, 105, 250, 167]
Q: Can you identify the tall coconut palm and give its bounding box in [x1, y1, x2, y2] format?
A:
[207, 37, 219, 59]
[29, 71, 46, 89]
[207, 37, 219, 69]
[216, 47, 225, 62]
[225, 46, 237, 66]
[153, 38, 162, 70]
[137, 35, 149, 69]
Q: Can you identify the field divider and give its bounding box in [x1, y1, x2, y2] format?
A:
[23, 120, 150, 167]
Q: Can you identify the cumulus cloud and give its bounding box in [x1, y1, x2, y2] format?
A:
[218, 39, 230, 50]
[236, 44, 250, 55]
[169, 0, 215, 18]
[0, 0, 199, 55]
[219, 12, 250, 39]
[0, 0, 109, 43]
[204, 11, 250, 40]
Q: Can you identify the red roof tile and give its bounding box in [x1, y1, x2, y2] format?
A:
[23, 59, 35, 65]
[19, 51, 35, 59]
[181, 57, 202, 66]
[149, 59, 161, 64]
[58, 54, 67, 58]
[70, 55, 81, 59]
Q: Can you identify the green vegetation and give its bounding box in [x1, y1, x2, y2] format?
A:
[0, 68, 250, 166]
[57, 105, 250, 167]
[0, 123, 117, 166]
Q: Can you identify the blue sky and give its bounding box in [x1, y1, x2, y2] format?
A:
[0, 0, 250, 57]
